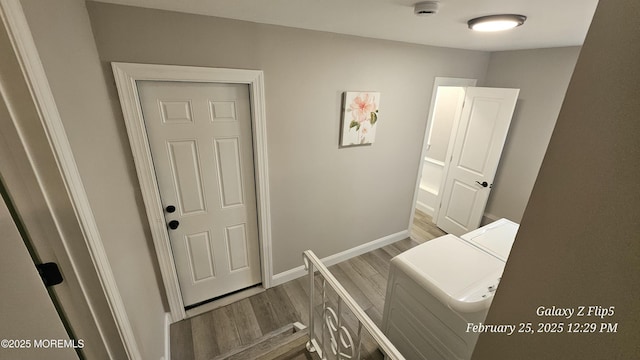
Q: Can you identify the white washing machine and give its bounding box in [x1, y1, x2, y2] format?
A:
[381, 219, 518, 360]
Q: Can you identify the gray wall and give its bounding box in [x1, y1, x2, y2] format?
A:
[20, 1, 167, 359]
[482, 47, 581, 222]
[474, 0, 640, 357]
[85, 2, 491, 273]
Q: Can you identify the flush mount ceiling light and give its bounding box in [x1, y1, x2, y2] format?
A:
[467, 14, 527, 32]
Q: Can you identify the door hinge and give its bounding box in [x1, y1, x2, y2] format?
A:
[36, 262, 64, 287]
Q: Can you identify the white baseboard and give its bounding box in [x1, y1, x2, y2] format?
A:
[415, 201, 434, 217]
[270, 230, 410, 286]
[271, 265, 305, 287]
[162, 312, 171, 360]
[481, 212, 501, 226]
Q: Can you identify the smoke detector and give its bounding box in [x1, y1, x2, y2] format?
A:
[414, 1, 440, 16]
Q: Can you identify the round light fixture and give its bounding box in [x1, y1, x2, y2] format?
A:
[467, 14, 526, 32]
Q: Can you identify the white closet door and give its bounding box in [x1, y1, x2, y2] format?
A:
[436, 87, 519, 236]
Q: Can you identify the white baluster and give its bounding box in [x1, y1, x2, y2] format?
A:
[303, 251, 405, 360]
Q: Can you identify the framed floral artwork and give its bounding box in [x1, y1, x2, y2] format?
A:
[340, 91, 380, 147]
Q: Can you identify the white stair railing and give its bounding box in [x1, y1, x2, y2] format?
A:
[303, 250, 406, 360]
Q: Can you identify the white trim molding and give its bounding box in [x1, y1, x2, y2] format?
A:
[271, 230, 409, 286]
[415, 156, 445, 217]
[0, 1, 141, 359]
[415, 200, 435, 217]
[111, 62, 273, 322]
[162, 312, 171, 360]
[423, 156, 445, 167]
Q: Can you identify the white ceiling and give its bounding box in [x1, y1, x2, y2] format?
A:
[91, 0, 599, 51]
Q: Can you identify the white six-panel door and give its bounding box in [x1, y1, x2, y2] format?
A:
[436, 87, 519, 236]
[137, 81, 261, 306]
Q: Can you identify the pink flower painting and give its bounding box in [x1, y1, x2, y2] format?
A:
[341, 91, 380, 146]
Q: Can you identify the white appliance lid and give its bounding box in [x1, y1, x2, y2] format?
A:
[391, 234, 504, 312]
[460, 218, 519, 262]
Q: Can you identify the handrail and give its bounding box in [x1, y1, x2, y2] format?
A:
[303, 250, 406, 360]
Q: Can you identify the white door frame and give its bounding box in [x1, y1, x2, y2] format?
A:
[409, 77, 476, 231]
[112, 62, 273, 321]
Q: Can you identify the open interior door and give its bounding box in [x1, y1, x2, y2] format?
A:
[435, 87, 519, 236]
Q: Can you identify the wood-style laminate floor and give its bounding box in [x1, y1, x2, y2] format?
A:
[171, 209, 445, 360]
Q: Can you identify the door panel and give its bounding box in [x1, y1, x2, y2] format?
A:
[214, 137, 244, 207]
[168, 140, 206, 214]
[226, 224, 249, 271]
[436, 87, 519, 236]
[185, 231, 215, 281]
[137, 81, 261, 306]
[160, 100, 193, 124]
[458, 100, 501, 174]
[445, 180, 479, 226]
